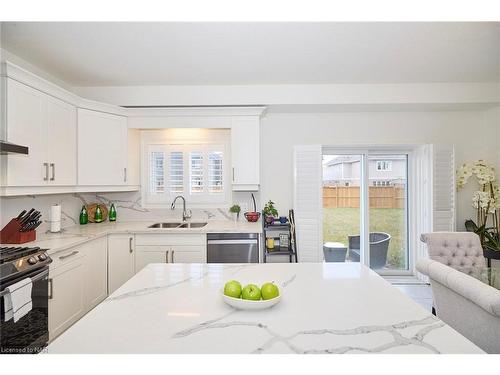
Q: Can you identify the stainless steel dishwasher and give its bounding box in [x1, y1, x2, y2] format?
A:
[207, 233, 259, 263]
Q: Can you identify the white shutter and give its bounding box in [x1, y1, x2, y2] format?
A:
[414, 144, 455, 282]
[414, 144, 433, 282]
[293, 145, 323, 262]
[189, 151, 204, 193]
[432, 144, 456, 232]
[208, 151, 224, 193]
[169, 151, 184, 193]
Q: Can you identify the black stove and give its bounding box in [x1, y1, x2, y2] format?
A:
[1, 246, 52, 354]
[0, 246, 51, 284]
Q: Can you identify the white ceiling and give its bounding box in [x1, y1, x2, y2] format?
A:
[2, 22, 500, 86]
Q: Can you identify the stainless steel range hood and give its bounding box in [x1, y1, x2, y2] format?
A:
[0, 141, 29, 155]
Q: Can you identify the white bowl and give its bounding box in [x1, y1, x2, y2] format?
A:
[221, 289, 281, 310]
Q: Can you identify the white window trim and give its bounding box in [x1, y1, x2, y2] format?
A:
[141, 142, 230, 208]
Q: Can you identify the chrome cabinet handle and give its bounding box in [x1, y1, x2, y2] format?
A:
[165, 250, 169, 263]
[43, 163, 49, 181]
[50, 163, 55, 181]
[58, 250, 79, 260]
[48, 278, 53, 299]
[124, 167, 127, 183]
[232, 167, 235, 182]
[129, 237, 133, 253]
[171, 250, 175, 263]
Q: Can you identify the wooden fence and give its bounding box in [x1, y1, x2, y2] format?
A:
[323, 186, 405, 209]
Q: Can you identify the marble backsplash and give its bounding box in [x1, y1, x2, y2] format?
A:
[0, 190, 260, 233]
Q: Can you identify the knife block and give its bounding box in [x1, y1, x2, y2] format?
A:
[0, 218, 37, 244]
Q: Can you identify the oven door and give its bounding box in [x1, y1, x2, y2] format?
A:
[0, 267, 49, 354]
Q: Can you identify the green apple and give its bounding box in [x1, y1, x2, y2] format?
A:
[261, 282, 280, 300]
[224, 280, 242, 298]
[241, 284, 261, 301]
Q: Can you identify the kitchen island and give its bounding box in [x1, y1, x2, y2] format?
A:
[47, 263, 483, 354]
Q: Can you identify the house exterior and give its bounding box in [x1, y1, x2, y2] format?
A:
[323, 155, 406, 187]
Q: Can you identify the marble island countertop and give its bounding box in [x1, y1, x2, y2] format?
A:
[1, 220, 262, 255]
[47, 263, 483, 354]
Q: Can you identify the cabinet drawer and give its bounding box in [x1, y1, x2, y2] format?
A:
[135, 233, 206, 246]
[50, 246, 86, 270]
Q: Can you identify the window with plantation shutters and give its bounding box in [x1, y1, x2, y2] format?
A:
[145, 144, 227, 206]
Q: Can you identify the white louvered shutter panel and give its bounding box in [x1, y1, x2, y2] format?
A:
[414, 144, 433, 282]
[293, 145, 323, 262]
[432, 144, 456, 232]
[169, 151, 184, 193]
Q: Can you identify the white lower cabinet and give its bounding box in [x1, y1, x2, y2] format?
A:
[108, 234, 135, 294]
[135, 245, 169, 272]
[134, 234, 207, 272]
[83, 237, 107, 309]
[48, 248, 86, 341]
[48, 237, 108, 341]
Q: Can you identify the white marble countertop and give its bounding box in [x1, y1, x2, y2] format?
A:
[1, 220, 262, 255]
[47, 263, 483, 354]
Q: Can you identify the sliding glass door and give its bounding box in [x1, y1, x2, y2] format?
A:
[322, 149, 410, 275]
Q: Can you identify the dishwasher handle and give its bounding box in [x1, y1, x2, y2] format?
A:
[207, 239, 258, 245]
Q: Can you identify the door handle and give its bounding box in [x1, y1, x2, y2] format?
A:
[232, 167, 235, 182]
[129, 237, 133, 253]
[43, 163, 49, 181]
[165, 250, 169, 263]
[50, 163, 55, 181]
[48, 278, 53, 299]
[124, 167, 127, 183]
[171, 250, 175, 263]
[58, 250, 79, 260]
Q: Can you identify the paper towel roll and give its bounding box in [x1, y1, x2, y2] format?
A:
[50, 204, 61, 232]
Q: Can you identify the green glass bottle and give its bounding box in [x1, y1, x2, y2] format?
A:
[94, 204, 103, 223]
[79, 205, 88, 225]
[109, 203, 117, 222]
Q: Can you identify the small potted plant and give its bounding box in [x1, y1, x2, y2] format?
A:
[229, 204, 241, 222]
[263, 200, 278, 224]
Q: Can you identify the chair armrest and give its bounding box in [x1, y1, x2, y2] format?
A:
[417, 259, 500, 316]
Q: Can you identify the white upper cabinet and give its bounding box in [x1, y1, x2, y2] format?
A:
[4, 78, 77, 187]
[77, 108, 128, 186]
[5, 78, 46, 186]
[46, 95, 77, 186]
[127, 128, 141, 186]
[231, 116, 260, 191]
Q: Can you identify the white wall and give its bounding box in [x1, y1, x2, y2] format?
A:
[260, 109, 500, 230]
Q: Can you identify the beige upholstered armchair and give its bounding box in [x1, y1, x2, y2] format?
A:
[418, 232, 500, 353]
[420, 232, 486, 271]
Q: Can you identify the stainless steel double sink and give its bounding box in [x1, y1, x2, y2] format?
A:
[148, 222, 208, 229]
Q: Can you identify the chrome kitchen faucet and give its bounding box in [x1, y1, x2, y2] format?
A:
[171, 196, 192, 222]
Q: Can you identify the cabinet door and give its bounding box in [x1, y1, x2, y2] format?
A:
[47, 96, 77, 186]
[48, 255, 85, 341]
[171, 245, 206, 263]
[231, 116, 260, 190]
[77, 109, 127, 186]
[127, 128, 141, 186]
[135, 245, 169, 273]
[83, 237, 107, 309]
[5, 78, 47, 186]
[108, 234, 135, 294]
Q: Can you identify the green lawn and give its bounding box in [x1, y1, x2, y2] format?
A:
[323, 207, 407, 269]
